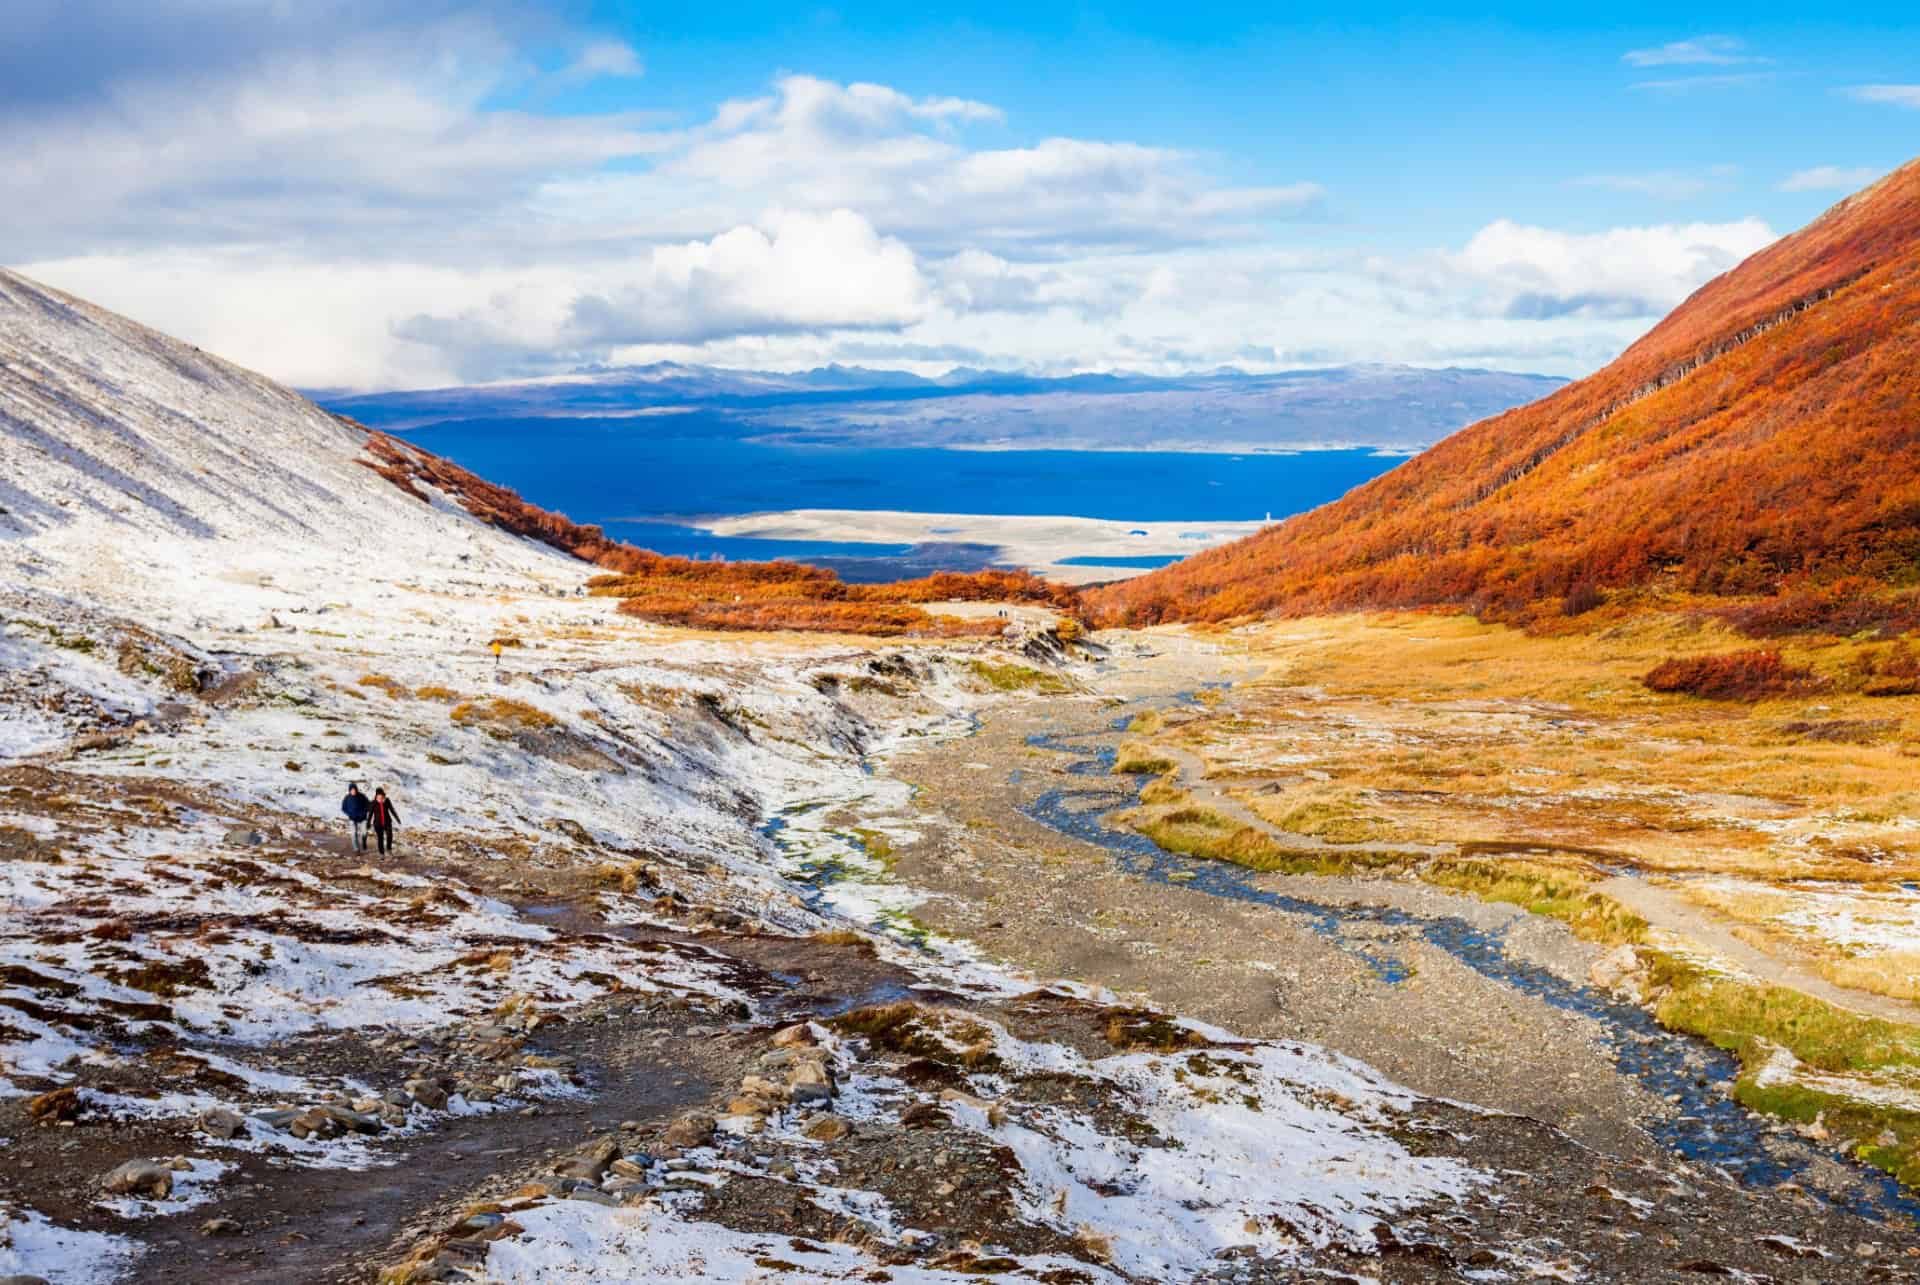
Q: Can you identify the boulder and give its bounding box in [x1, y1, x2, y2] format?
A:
[1588, 944, 1646, 999]
[802, 1114, 851, 1143]
[101, 1160, 174, 1199]
[661, 1112, 716, 1149]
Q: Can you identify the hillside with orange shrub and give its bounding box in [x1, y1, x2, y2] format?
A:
[356, 425, 1077, 636]
[1090, 159, 1920, 629]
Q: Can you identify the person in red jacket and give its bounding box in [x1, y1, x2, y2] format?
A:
[370, 786, 401, 856]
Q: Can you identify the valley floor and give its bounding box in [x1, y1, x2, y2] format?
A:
[3, 576, 1920, 1283]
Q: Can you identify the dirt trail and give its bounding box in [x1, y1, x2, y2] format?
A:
[1596, 874, 1920, 1024]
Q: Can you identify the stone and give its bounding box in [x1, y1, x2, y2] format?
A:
[739, 1075, 787, 1101]
[562, 1187, 621, 1207]
[406, 1079, 450, 1111]
[222, 827, 264, 847]
[939, 1089, 1007, 1127]
[199, 1217, 242, 1237]
[553, 1158, 608, 1182]
[772, 1023, 817, 1048]
[802, 1114, 851, 1143]
[101, 1160, 174, 1199]
[661, 1113, 716, 1149]
[0, 1276, 53, 1285]
[788, 1059, 834, 1105]
[609, 1157, 653, 1179]
[1588, 944, 1645, 998]
[249, 1108, 301, 1131]
[318, 1104, 384, 1134]
[287, 1110, 338, 1140]
[899, 1100, 945, 1130]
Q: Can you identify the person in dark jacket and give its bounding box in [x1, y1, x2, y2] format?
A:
[370, 786, 400, 856]
[341, 783, 370, 852]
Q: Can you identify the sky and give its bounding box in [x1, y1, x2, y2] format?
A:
[4, 2, 1916, 391]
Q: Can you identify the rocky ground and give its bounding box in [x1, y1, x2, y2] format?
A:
[8, 583, 1916, 1283]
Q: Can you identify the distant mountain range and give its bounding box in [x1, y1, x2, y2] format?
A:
[1091, 158, 1920, 625]
[317, 363, 1567, 455]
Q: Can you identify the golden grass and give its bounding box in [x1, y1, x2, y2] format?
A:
[1112, 741, 1177, 775]
[450, 698, 559, 737]
[1186, 610, 1920, 880]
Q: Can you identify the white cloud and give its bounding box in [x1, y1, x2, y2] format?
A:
[561, 39, 643, 82]
[1844, 84, 1920, 109]
[1778, 165, 1885, 192]
[0, 10, 1786, 391]
[1449, 218, 1776, 319]
[1622, 35, 1760, 67]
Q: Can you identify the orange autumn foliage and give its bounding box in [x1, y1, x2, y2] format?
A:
[1641, 650, 1819, 702]
[1091, 159, 1920, 629]
[353, 425, 1078, 636]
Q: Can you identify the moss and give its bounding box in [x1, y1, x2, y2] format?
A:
[1646, 953, 1920, 1074]
[966, 659, 1073, 694]
[1422, 860, 1649, 947]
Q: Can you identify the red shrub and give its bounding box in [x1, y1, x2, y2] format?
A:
[1642, 650, 1820, 701]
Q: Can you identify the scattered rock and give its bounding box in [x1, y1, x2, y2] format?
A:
[661, 1113, 716, 1149]
[197, 1107, 247, 1140]
[101, 1160, 174, 1199]
[199, 1217, 242, 1237]
[899, 1100, 945, 1130]
[802, 1114, 851, 1143]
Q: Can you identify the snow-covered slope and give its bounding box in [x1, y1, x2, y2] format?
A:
[0, 266, 570, 622]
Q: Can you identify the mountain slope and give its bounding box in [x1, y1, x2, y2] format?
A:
[320, 359, 1564, 454]
[1090, 159, 1920, 625]
[0, 267, 578, 621]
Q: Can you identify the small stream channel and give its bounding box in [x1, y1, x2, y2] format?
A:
[1020, 711, 1920, 1227]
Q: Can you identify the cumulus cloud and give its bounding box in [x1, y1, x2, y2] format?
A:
[1621, 35, 1761, 67]
[0, 8, 669, 263]
[1844, 85, 1920, 109]
[1, 7, 1784, 389]
[612, 75, 1323, 257]
[378, 210, 928, 380]
[1450, 218, 1776, 319]
[562, 211, 928, 345]
[1778, 165, 1885, 192]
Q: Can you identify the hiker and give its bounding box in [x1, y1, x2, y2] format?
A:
[370, 786, 401, 856]
[340, 782, 370, 852]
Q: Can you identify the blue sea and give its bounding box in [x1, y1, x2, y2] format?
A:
[407, 415, 1401, 579]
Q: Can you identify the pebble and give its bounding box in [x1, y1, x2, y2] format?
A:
[199, 1217, 242, 1237]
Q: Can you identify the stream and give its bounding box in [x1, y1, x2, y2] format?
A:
[1019, 712, 1920, 1227]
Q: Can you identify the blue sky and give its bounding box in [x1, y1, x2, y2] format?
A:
[5, 1, 1915, 388]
